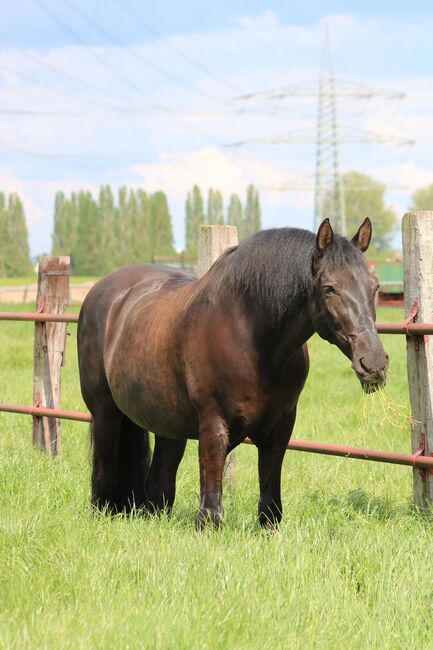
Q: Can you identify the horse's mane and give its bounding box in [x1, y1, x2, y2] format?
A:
[213, 227, 365, 322]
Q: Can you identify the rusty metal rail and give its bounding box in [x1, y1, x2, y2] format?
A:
[1, 311, 433, 336]
[1, 401, 432, 470]
[0, 403, 92, 422]
[0, 311, 79, 323]
[2, 309, 433, 472]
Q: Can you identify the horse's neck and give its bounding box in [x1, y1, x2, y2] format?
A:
[217, 289, 314, 367]
[264, 299, 314, 367]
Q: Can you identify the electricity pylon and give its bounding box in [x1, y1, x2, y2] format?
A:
[229, 26, 413, 234]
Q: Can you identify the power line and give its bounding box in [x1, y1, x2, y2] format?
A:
[0, 139, 157, 165]
[29, 0, 239, 151]
[34, 0, 145, 95]
[113, 0, 244, 96]
[62, 0, 222, 103]
[4, 41, 150, 110]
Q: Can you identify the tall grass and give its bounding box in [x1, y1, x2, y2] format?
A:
[1, 305, 433, 649]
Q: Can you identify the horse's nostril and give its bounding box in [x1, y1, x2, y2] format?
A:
[359, 357, 370, 374]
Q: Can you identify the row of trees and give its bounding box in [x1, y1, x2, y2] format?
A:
[2, 176, 433, 277]
[0, 193, 32, 277]
[185, 184, 261, 254]
[52, 187, 175, 275]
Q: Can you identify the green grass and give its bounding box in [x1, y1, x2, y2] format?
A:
[1, 305, 432, 649]
[0, 276, 99, 287]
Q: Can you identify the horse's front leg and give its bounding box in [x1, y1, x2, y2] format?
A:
[257, 407, 297, 528]
[196, 413, 229, 530]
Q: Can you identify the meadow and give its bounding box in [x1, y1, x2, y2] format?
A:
[1, 305, 433, 649]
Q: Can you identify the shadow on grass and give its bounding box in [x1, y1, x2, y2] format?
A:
[84, 487, 431, 535]
[300, 487, 426, 523]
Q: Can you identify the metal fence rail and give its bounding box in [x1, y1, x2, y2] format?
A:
[1, 308, 432, 474]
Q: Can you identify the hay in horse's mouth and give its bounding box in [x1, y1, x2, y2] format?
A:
[362, 381, 385, 394]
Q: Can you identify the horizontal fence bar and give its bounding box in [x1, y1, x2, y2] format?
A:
[377, 322, 433, 335]
[288, 439, 433, 468]
[0, 403, 92, 422]
[0, 312, 79, 323]
[1, 402, 433, 470]
[251, 437, 433, 469]
[1, 312, 433, 335]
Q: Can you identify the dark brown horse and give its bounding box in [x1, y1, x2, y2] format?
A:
[77, 218, 388, 528]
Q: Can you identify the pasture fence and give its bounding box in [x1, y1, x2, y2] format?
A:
[1, 214, 433, 511]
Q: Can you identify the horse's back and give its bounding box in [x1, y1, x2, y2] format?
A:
[77, 264, 196, 413]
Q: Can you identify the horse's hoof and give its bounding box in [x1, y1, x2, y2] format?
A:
[196, 508, 223, 530]
[258, 510, 282, 528]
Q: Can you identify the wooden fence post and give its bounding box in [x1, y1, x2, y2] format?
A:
[198, 225, 239, 487]
[32, 256, 70, 455]
[197, 225, 238, 278]
[402, 211, 433, 511]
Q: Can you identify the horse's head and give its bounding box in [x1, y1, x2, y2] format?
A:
[309, 218, 388, 392]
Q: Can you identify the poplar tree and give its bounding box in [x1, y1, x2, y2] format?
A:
[134, 189, 151, 263]
[50, 185, 176, 274]
[98, 185, 117, 273]
[150, 191, 175, 258]
[227, 193, 244, 238]
[74, 191, 103, 275]
[7, 194, 32, 275]
[185, 185, 205, 255]
[0, 192, 7, 276]
[244, 184, 261, 237]
[207, 188, 224, 225]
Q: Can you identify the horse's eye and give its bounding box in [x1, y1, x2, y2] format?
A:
[323, 285, 336, 296]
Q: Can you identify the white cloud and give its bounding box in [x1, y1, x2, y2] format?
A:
[1, 9, 433, 254]
[373, 162, 433, 192]
[133, 146, 288, 201]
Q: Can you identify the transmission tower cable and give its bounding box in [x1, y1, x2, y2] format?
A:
[34, 0, 149, 95]
[30, 0, 238, 152]
[61, 0, 223, 103]
[113, 0, 244, 96]
[4, 41, 155, 110]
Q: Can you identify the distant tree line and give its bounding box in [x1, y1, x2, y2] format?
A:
[4, 175, 433, 279]
[52, 187, 175, 275]
[185, 184, 261, 255]
[0, 192, 32, 276]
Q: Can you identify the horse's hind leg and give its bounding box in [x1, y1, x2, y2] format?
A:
[256, 407, 297, 527]
[146, 436, 187, 513]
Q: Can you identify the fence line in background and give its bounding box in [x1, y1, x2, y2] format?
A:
[2, 215, 433, 511]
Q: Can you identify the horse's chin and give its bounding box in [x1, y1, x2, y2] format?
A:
[361, 380, 385, 394]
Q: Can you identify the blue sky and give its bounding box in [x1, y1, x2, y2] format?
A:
[1, 1, 433, 255]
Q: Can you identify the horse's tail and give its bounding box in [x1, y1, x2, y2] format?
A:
[90, 414, 152, 514]
[117, 416, 151, 512]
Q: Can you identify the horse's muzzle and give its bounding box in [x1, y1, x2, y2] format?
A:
[353, 355, 388, 393]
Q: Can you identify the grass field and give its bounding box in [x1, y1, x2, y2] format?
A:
[1, 305, 433, 649]
[0, 276, 99, 287]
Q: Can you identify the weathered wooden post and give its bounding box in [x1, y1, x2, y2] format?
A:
[32, 256, 70, 455]
[198, 225, 238, 487]
[402, 211, 433, 511]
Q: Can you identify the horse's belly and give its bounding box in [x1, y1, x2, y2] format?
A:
[108, 372, 199, 440]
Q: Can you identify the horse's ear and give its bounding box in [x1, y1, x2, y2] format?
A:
[316, 218, 334, 256]
[352, 218, 372, 253]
